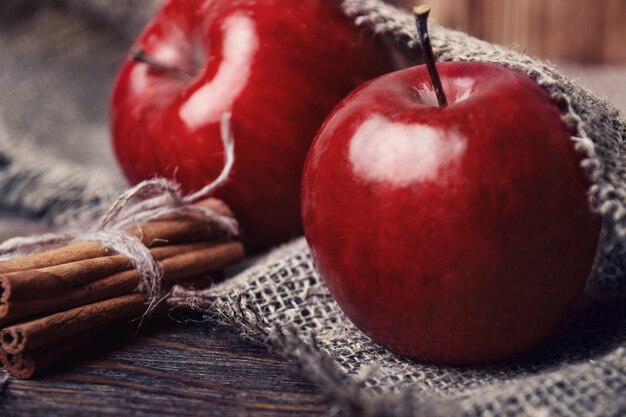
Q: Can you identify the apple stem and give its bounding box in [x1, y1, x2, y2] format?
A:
[129, 48, 195, 78]
[414, 6, 448, 108]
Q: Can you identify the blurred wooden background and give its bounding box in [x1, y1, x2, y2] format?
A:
[389, 0, 626, 63]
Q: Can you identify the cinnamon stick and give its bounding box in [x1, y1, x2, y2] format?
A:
[0, 198, 233, 274]
[0, 241, 227, 303]
[0, 241, 242, 320]
[1, 256, 134, 301]
[131, 198, 234, 246]
[1, 294, 146, 353]
[0, 326, 105, 379]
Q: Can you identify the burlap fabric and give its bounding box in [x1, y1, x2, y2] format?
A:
[1, 1, 626, 416]
[0, 0, 157, 222]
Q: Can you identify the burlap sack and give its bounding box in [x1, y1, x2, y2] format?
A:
[1, 1, 625, 416]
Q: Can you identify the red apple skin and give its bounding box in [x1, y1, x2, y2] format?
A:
[110, 0, 394, 248]
[301, 62, 602, 365]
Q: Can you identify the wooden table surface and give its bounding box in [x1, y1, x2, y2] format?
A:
[0, 217, 332, 417]
[0, 318, 332, 417]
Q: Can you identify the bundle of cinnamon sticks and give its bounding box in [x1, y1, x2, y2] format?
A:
[0, 198, 244, 378]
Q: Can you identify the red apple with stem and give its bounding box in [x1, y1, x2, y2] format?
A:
[110, 0, 395, 248]
[301, 6, 602, 365]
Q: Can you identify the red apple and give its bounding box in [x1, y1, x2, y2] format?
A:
[301, 8, 602, 364]
[110, 0, 394, 248]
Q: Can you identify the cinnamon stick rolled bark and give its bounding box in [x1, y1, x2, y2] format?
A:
[1, 294, 146, 353]
[0, 241, 224, 304]
[0, 241, 244, 353]
[0, 198, 233, 273]
[132, 198, 234, 246]
[0, 327, 105, 379]
[1, 255, 134, 301]
[0, 242, 241, 320]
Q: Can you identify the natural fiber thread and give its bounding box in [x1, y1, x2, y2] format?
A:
[0, 113, 238, 306]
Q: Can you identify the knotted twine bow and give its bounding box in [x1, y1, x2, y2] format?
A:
[0, 113, 238, 310]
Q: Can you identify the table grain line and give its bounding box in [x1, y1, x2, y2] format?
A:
[140, 337, 284, 365]
[58, 374, 328, 413]
[85, 359, 325, 403]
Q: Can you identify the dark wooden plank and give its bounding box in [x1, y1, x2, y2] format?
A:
[0, 319, 332, 417]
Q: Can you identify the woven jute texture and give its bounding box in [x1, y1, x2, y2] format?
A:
[1, 1, 626, 416]
[0, 0, 157, 222]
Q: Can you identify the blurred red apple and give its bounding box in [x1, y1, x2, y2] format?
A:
[111, 0, 394, 248]
[301, 8, 602, 364]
